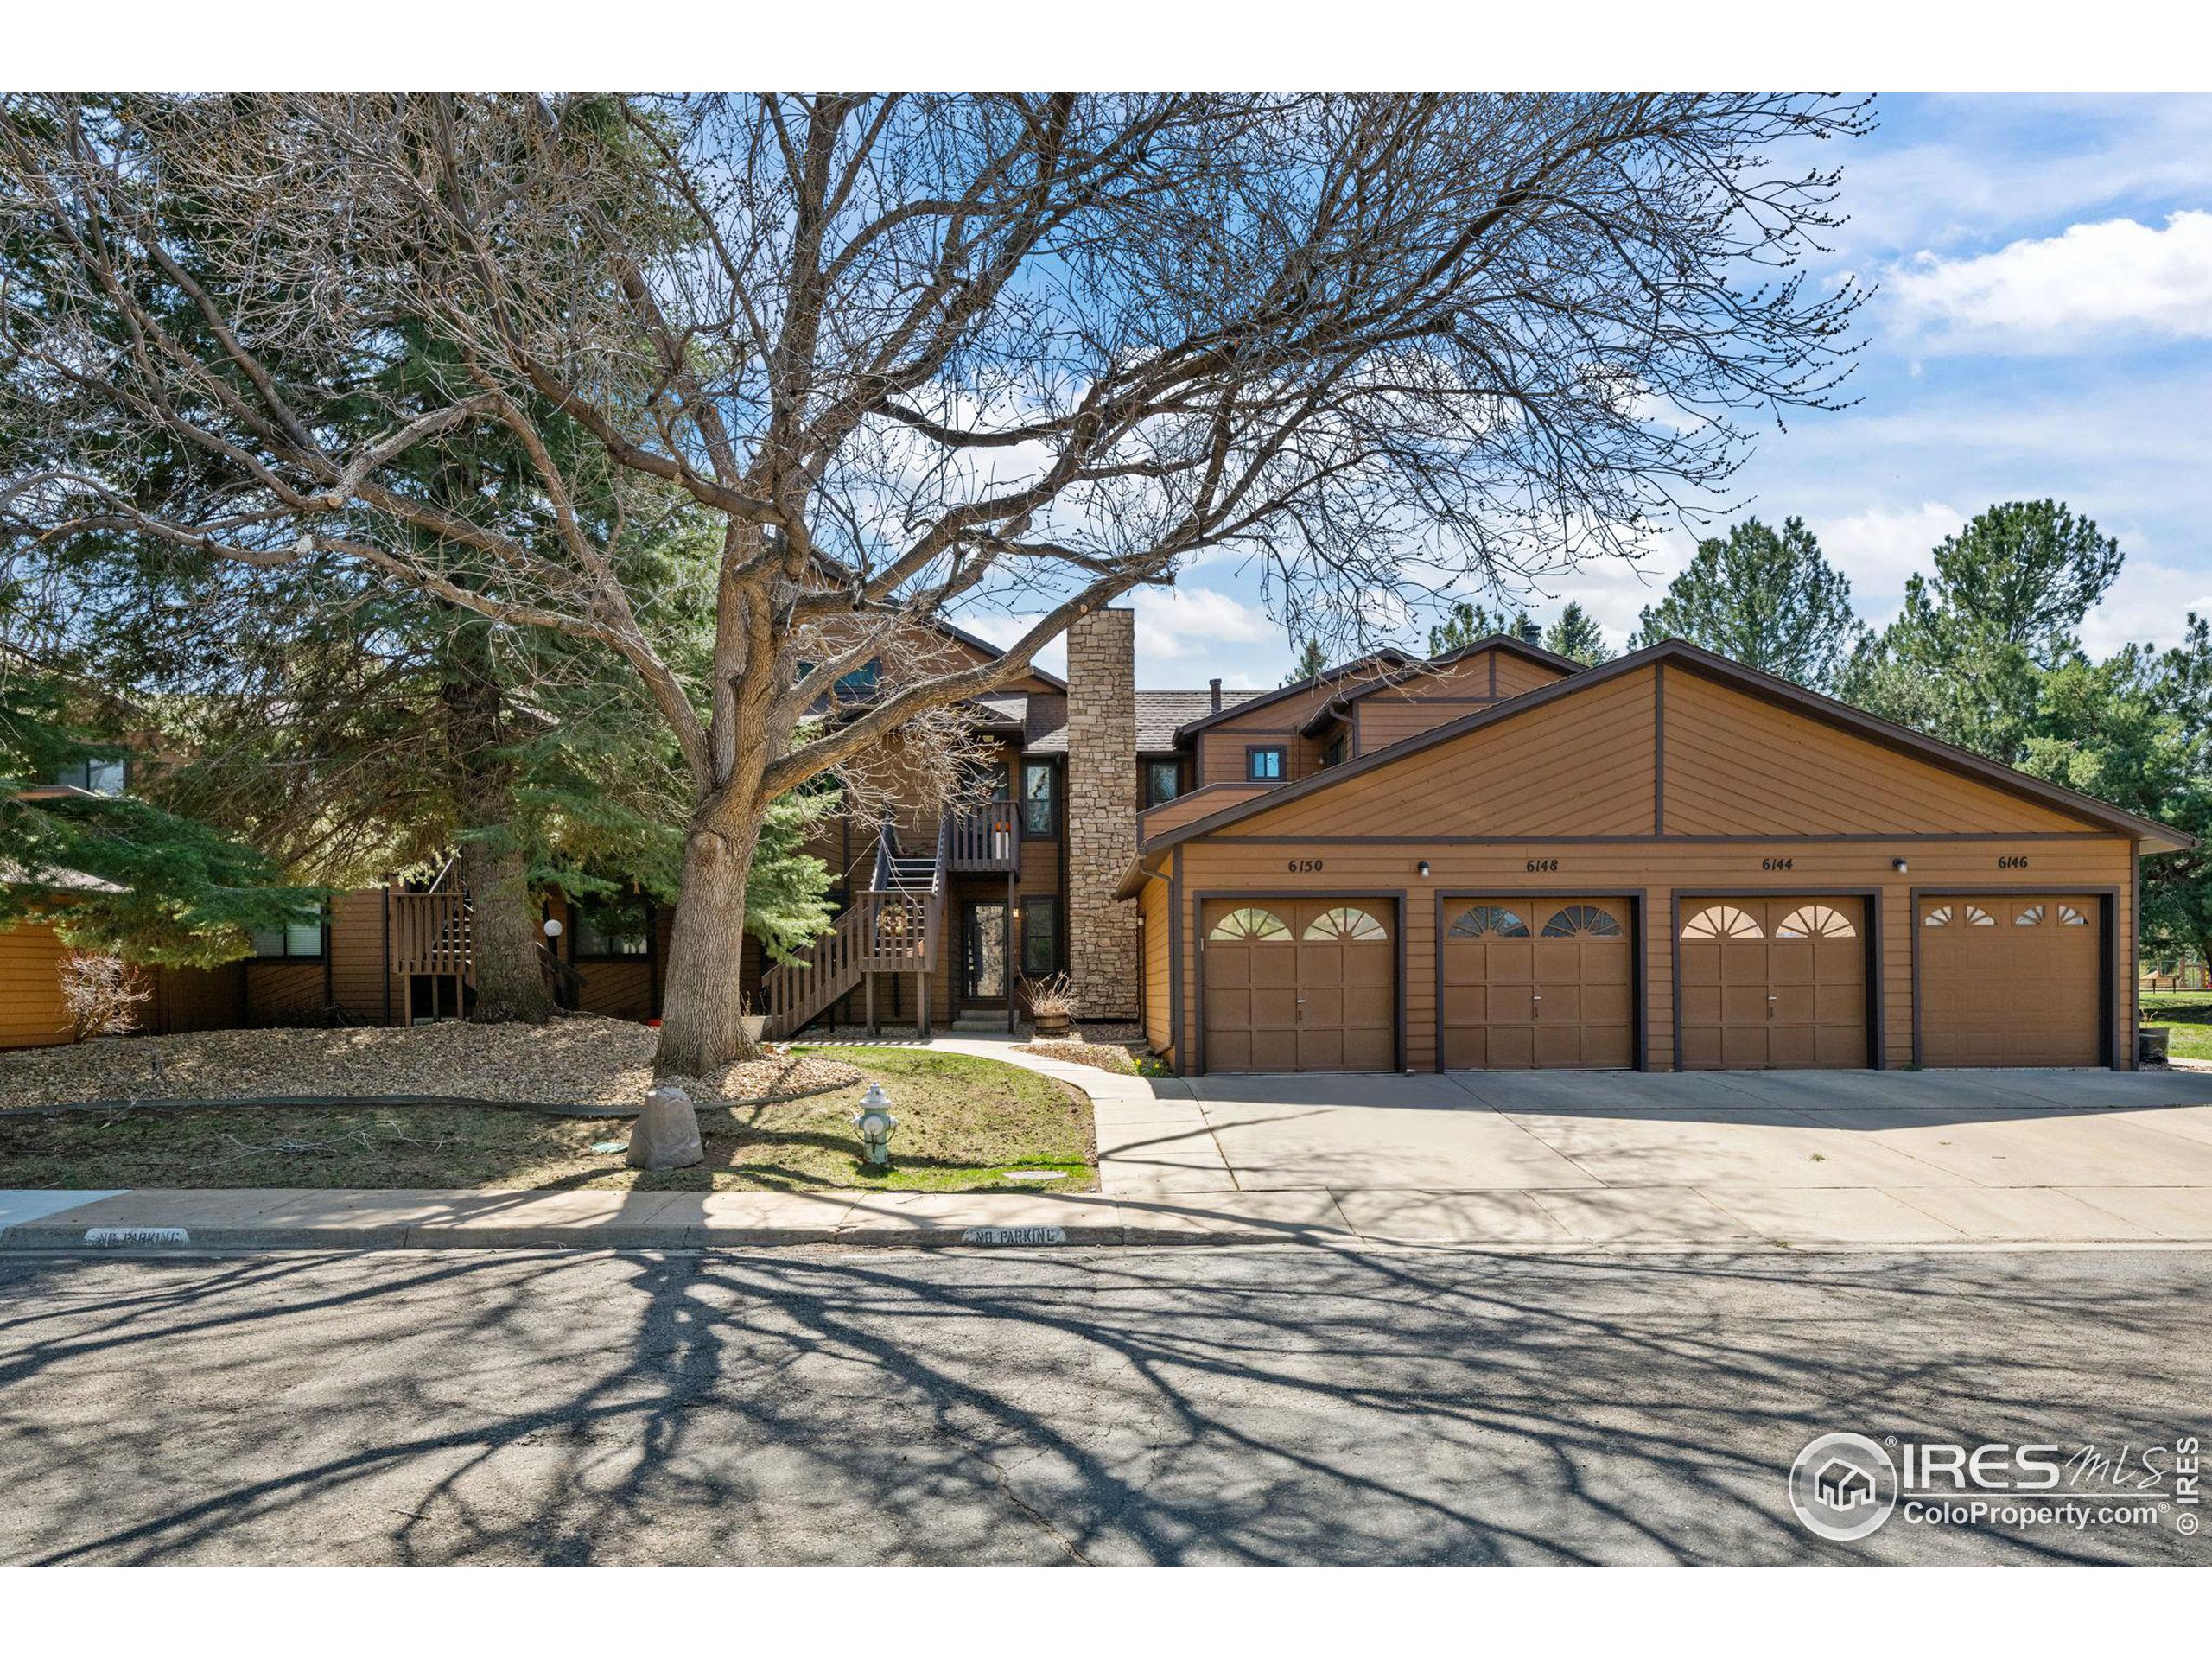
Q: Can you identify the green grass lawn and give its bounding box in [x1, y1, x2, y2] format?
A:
[2141, 992, 2212, 1060]
[0, 1045, 1096, 1193]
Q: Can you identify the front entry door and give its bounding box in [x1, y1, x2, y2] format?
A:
[964, 900, 1008, 1004]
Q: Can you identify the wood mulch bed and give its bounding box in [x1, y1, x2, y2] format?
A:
[0, 1016, 861, 1111]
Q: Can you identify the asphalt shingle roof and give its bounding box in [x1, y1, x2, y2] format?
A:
[1017, 688, 1265, 755]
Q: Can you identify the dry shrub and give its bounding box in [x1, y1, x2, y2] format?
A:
[58, 951, 151, 1041]
[1023, 975, 1077, 1020]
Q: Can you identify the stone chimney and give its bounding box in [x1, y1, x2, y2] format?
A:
[1065, 607, 1139, 1020]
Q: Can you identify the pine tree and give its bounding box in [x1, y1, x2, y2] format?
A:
[1428, 602, 1533, 656]
[1542, 603, 1613, 665]
[0, 651, 311, 965]
[1283, 638, 1330, 686]
[1632, 517, 1859, 690]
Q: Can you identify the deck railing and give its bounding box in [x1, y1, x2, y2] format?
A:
[948, 797, 1019, 872]
[389, 892, 473, 978]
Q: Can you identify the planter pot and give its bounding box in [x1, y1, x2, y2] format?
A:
[2139, 1025, 2171, 1065]
[739, 1014, 768, 1045]
[1033, 1011, 1071, 1038]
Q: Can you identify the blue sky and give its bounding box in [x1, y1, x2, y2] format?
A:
[979, 95, 2212, 690]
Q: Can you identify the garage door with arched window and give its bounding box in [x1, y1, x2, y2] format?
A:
[1440, 897, 1635, 1069]
[1918, 895, 2104, 1066]
[1200, 898, 1395, 1072]
[1677, 896, 1870, 1069]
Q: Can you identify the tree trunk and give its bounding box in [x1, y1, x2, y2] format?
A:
[655, 813, 764, 1076]
[438, 621, 556, 1026]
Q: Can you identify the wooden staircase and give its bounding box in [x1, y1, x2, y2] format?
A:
[758, 817, 950, 1039]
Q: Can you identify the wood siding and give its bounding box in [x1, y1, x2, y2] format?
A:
[1662, 667, 2085, 836]
[1224, 666, 1661, 841]
[1141, 782, 1274, 842]
[1139, 874, 1173, 1059]
[0, 921, 69, 1048]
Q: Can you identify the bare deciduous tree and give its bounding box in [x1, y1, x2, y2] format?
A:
[0, 92, 1869, 1071]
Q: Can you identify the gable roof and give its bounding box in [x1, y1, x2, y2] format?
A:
[1297, 632, 1585, 735]
[1136, 638, 2194, 855]
[1170, 647, 1415, 744]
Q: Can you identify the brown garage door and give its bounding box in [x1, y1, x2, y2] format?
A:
[1200, 898, 1395, 1072]
[1919, 895, 2104, 1066]
[1678, 896, 1869, 1069]
[1441, 897, 1635, 1069]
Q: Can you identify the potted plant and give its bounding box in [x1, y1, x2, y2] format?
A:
[1025, 974, 1075, 1038]
[738, 994, 767, 1046]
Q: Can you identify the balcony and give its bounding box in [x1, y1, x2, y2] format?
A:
[947, 798, 1020, 873]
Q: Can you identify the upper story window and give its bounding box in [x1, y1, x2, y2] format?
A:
[1319, 733, 1346, 769]
[1020, 760, 1057, 836]
[795, 658, 881, 701]
[1144, 760, 1181, 808]
[1246, 746, 1287, 783]
[249, 909, 325, 960]
[52, 756, 126, 795]
[573, 905, 652, 959]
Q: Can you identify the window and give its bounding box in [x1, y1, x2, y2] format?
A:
[1020, 760, 1057, 836]
[250, 908, 325, 959]
[51, 756, 126, 796]
[1021, 896, 1058, 979]
[1542, 904, 1624, 938]
[1448, 905, 1529, 939]
[573, 905, 651, 958]
[795, 658, 881, 702]
[2059, 903, 2090, 926]
[1776, 905, 1856, 939]
[1246, 746, 1287, 782]
[1303, 906, 1389, 942]
[1144, 760, 1182, 808]
[1923, 904, 1996, 928]
[1320, 734, 1347, 768]
[2015, 905, 2045, 926]
[1681, 906, 1762, 940]
[1209, 906, 1290, 941]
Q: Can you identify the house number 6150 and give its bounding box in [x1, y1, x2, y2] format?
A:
[1287, 858, 1325, 873]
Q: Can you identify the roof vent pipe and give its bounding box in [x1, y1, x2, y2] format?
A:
[1209, 677, 1223, 711]
[1518, 620, 1542, 645]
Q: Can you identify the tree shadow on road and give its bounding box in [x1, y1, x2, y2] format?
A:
[0, 1244, 2201, 1564]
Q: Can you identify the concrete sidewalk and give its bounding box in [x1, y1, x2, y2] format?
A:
[9, 1041, 2212, 1252]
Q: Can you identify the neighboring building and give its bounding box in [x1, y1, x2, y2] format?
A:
[1, 613, 2189, 1073]
[1118, 636, 2188, 1075]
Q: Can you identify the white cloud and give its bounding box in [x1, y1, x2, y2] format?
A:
[1131, 585, 1278, 674]
[1889, 211, 2212, 347]
[2082, 558, 2212, 656]
[1821, 501, 1965, 623]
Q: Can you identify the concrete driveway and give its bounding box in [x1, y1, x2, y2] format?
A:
[1095, 1067, 2212, 1248]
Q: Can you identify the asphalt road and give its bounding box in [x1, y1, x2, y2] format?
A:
[2, 1245, 2206, 1564]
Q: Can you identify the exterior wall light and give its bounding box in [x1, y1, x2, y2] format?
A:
[543, 917, 564, 938]
[1891, 857, 1909, 874]
[1417, 860, 1432, 879]
[853, 1083, 899, 1166]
